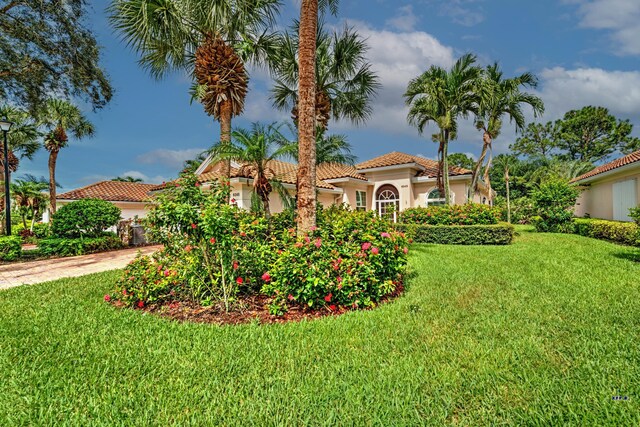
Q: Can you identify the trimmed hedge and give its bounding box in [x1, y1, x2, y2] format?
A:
[399, 204, 501, 226]
[574, 218, 640, 247]
[0, 236, 22, 261]
[38, 234, 124, 257]
[52, 199, 121, 238]
[396, 222, 515, 245]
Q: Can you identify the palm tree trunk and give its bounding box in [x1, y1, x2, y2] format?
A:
[443, 130, 451, 205]
[49, 150, 58, 215]
[505, 168, 511, 223]
[468, 131, 491, 202]
[296, 0, 318, 235]
[219, 100, 232, 181]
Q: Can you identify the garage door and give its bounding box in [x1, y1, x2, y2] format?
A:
[612, 179, 637, 221]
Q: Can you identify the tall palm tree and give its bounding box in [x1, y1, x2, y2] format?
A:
[109, 0, 280, 180]
[295, 0, 339, 234]
[39, 99, 94, 214]
[493, 154, 518, 223]
[0, 105, 40, 178]
[287, 124, 356, 165]
[404, 53, 481, 205]
[468, 64, 544, 202]
[11, 176, 49, 230]
[209, 122, 296, 217]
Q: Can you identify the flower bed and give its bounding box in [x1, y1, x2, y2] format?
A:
[395, 223, 514, 245]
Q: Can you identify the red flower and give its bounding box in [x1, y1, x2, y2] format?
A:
[185, 245, 192, 252]
[403, 247, 409, 254]
[137, 301, 144, 308]
[304, 236, 311, 244]
[103, 294, 111, 302]
[324, 293, 332, 302]
[233, 261, 239, 270]
[195, 182, 201, 187]
[314, 238, 322, 248]
[329, 305, 337, 311]
[261, 272, 271, 282]
[210, 237, 216, 244]
[164, 269, 170, 277]
[361, 242, 371, 251]
[236, 277, 244, 284]
[294, 242, 303, 248]
[371, 247, 379, 255]
[337, 276, 342, 283]
[240, 232, 247, 237]
[230, 198, 236, 203]
[190, 223, 197, 229]
[288, 294, 295, 301]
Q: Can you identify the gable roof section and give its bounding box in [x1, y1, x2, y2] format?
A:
[355, 151, 471, 178]
[571, 150, 640, 183]
[317, 163, 368, 181]
[57, 181, 158, 203]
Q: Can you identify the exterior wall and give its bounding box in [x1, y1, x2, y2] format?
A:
[574, 167, 640, 221]
[361, 169, 415, 211]
[412, 180, 472, 208]
[231, 182, 339, 213]
[335, 182, 371, 209]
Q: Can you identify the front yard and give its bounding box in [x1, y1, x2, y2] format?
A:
[1, 227, 638, 425]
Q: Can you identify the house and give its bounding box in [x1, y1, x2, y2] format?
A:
[158, 151, 486, 218]
[51, 181, 158, 221]
[572, 150, 640, 221]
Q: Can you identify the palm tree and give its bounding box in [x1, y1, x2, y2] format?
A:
[182, 151, 209, 173]
[39, 99, 94, 214]
[468, 64, 544, 202]
[287, 125, 355, 165]
[109, 0, 280, 180]
[209, 122, 296, 217]
[11, 176, 49, 230]
[404, 53, 481, 205]
[112, 176, 144, 182]
[493, 154, 519, 223]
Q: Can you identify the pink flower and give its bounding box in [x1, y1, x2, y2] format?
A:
[314, 238, 322, 248]
[310, 226, 317, 231]
[261, 272, 271, 282]
[288, 294, 295, 301]
[324, 293, 332, 302]
[103, 294, 111, 302]
[337, 276, 342, 283]
[304, 236, 310, 244]
[164, 269, 170, 277]
[137, 301, 145, 308]
[210, 237, 216, 244]
[371, 247, 379, 255]
[403, 247, 408, 254]
[361, 242, 372, 251]
[185, 245, 192, 252]
[236, 277, 244, 284]
[190, 223, 197, 229]
[294, 242, 303, 248]
[233, 261, 239, 270]
[381, 232, 391, 238]
[329, 305, 337, 311]
[195, 182, 201, 187]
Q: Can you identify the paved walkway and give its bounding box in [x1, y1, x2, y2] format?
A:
[0, 245, 162, 290]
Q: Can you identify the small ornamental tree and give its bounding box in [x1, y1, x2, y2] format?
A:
[52, 199, 121, 238]
[531, 181, 580, 233]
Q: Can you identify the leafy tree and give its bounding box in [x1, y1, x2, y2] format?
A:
[109, 0, 281, 180]
[0, 105, 40, 176]
[0, 0, 112, 112]
[405, 53, 481, 205]
[209, 122, 296, 217]
[11, 176, 49, 229]
[182, 151, 209, 174]
[556, 106, 640, 163]
[510, 122, 558, 159]
[526, 157, 593, 186]
[447, 153, 475, 170]
[39, 99, 95, 214]
[112, 176, 143, 182]
[469, 64, 544, 201]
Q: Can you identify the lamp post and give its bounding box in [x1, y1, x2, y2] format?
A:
[0, 119, 14, 236]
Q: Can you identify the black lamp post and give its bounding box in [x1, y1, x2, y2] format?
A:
[0, 119, 14, 236]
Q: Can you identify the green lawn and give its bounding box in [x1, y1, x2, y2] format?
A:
[1, 227, 639, 425]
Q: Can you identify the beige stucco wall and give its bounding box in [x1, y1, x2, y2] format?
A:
[335, 181, 371, 209]
[361, 169, 415, 211]
[412, 180, 472, 207]
[574, 167, 640, 221]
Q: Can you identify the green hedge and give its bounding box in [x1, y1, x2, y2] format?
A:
[0, 236, 22, 261]
[395, 223, 515, 245]
[38, 234, 124, 257]
[574, 218, 640, 247]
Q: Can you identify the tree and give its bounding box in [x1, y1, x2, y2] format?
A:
[288, 126, 356, 165]
[0, 105, 40, 176]
[0, 0, 112, 112]
[555, 106, 640, 163]
[493, 154, 518, 223]
[295, 0, 340, 234]
[405, 53, 481, 205]
[11, 176, 49, 230]
[510, 122, 558, 159]
[39, 99, 94, 214]
[469, 64, 544, 202]
[112, 176, 143, 182]
[271, 21, 379, 132]
[447, 153, 475, 170]
[209, 122, 296, 217]
[109, 0, 280, 179]
[183, 151, 209, 174]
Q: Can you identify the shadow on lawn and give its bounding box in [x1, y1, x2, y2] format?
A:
[612, 250, 640, 263]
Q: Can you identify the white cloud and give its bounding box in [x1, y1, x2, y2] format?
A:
[137, 148, 206, 169]
[386, 5, 419, 32]
[439, 0, 485, 27]
[571, 0, 640, 55]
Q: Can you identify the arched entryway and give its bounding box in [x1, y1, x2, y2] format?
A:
[376, 184, 400, 220]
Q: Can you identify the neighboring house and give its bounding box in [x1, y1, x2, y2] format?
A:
[572, 150, 640, 222]
[151, 151, 486, 219]
[48, 181, 158, 222]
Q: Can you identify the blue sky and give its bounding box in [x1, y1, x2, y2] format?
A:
[21, 0, 640, 189]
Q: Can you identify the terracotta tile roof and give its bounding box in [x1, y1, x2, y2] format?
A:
[57, 181, 158, 203]
[355, 151, 471, 177]
[317, 163, 368, 181]
[571, 150, 640, 183]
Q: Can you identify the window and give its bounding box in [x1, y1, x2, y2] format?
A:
[355, 190, 367, 211]
[426, 188, 454, 206]
[376, 185, 400, 221]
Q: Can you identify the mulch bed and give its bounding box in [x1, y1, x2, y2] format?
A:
[112, 284, 405, 326]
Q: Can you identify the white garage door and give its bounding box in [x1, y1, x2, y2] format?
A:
[612, 179, 637, 221]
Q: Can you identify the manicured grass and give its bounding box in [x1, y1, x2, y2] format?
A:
[1, 227, 639, 425]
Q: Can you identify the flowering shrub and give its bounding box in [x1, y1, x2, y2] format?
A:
[263, 207, 408, 313]
[399, 203, 501, 226]
[113, 252, 181, 307]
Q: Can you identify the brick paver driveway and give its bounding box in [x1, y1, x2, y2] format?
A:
[0, 245, 162, 290]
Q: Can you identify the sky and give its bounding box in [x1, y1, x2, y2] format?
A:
[20, 0, 640, 190]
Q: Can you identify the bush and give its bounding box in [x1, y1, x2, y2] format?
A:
[494, 196, 536, 224]
[114, 253, 181, 308]
[395, 223, 514, 245]
[574, 218, 639, 247]
[629, 206, 640, 226]
[531, 181, 580, 233]
[38, 234, 124, 257]
[399, 203, 501, 226]
[0, 236, 22, 261]
[52, 199, 121, 238]
[12, 223, 51, 239]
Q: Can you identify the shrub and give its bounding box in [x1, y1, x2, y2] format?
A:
[395, 223, 514, 245]
[399, 204, 501, 226]
[629, 206, 640, 226]
[38, 234, 124, 257]
[531, 181, 580, 233]
[0, 236, 22, 261]
[494, 196, 536, 224]
[52, 199, 121, 238]
[114, 253, 181, 308]
[13, 223, 51, 239]
[574, 218, 639, 247]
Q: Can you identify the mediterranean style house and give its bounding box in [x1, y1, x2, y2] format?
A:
[573, 149, 640, 222]
[51, 152, 489, 221]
